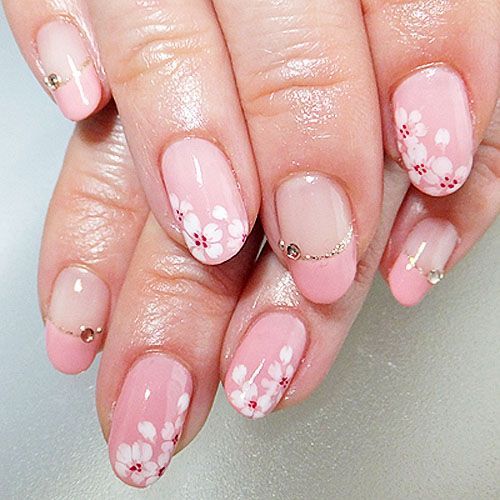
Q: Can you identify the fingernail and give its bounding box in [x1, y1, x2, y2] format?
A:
[161, 138, 249, 265]
[45, 266, 109, 374]
[225, 312, 307, 419]
[36, 20, 101, 121]
[388, 218, 458, 307]
[393, 66, 473, 197]
[276, 174, 356, 304]
[109, 354, 193, 488]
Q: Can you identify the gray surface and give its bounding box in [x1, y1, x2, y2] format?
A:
[1, 8, 499, 500]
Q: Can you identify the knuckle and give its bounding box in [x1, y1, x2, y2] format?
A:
[105, 10, 215, 88]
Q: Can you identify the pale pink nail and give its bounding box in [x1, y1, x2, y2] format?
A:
[393, 66, 473, 197]
[388, 218, 458, 307]
[225, 312, 307, 419]
[36, 20, 101, 121]
[109, 355, 193, 488]
[161, 138, 249, 265]
[45, 266, 109, 374]
[276, 174, 356, 304]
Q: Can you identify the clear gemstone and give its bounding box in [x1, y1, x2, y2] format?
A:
[286, 244, 301, 261]
[45, 73, 61, 91]
[427, 269, 444, 285]
[80, 328, 95, 343]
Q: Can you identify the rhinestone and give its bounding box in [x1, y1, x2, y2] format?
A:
[80, 328, 95, 343]
[279, 240, 286, 251]
[45, 73, 61, 91]
[427, 269, 444, 285]
[286, 243, 301, 261]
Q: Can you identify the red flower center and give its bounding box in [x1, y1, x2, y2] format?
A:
[413, 163, 427, 175]
[130, 463, 143, 472]
[248, 400, 257, 409]
[193, 233, 209, 248]
[158, 466, 166, 477]
[279, 377, 289, 387]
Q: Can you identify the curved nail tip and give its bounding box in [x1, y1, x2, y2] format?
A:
[44, 320, 97, 375]
[53, 66, 102, 121]
[409, 176, 469, 198]
[290, 244, 357, 305]
[388, 265, 431, 308]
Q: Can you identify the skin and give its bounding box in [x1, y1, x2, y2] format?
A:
[3, 0, 499, 485]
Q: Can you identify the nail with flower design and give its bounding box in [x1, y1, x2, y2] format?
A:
[162, 137, 250, 265]
[108, 354, 193, 488]
[393, 66, 474, 197]
[224, 312, 307, 419]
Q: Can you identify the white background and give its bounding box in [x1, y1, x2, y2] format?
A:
[0, 7, 499, 499]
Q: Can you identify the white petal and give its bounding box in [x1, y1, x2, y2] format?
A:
[228, 219, 244, 238]
[268, 361, 282, 381]
[183, 212, 202, 235]
[161, 440, 175, 455]
[241, 407, 255, 418]
[285, 365, 294, 378]
[407, 142, 427, 164]
[161, 421, 175, 441]
[134, 441, 153, 462]
[206, 243, 223, 259]
[408, 169, 422, 186]
[169, 193, 180, 211]
[231, 364, 247, 385]
[258, 393, 273, 413]
[177, 392, 190, 413]
[408, 110, 422, 123]
[423, 170, 440, 186]
[144, 461, 158, 476]
[280, 345, 293, 364]
[146, 475, 160, 486]
[190, 244, 206, 263]
[395, 107, 408, 128]
[434, 128, 450, 146]
[114, 461, 129, 479]
[180, 200, 193, 213]
[116, 443, 132, 464]
[212, 205, 228, 220]
[430, 156, 453, 177]
[158, 451, 172, 468]
[414, 122, 428, 137]
[242, 381, 258, 400]
[131, 471, 146, 485]
[230, 389, 246, 409]
[455, 165, 469, 181]
[204, 223, 223, 243]
[137, 421, 157, 443]
[261, 378, 278, 393]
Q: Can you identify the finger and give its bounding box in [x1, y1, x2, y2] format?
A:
[212, 0, 384, 304]
[381, 99, 500, 306]
[363, 0, 500, 196]
[85, 0, 260, 265]
[39, 107, 149, 374]
[221, 162, 409, 418]
[3, 0, 110, 120]
[96, 214, 261, 488]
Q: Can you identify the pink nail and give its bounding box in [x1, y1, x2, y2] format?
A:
[108, 355, 193, 488]
[224, 312, 307, 419]
[45, 266, 109, 374]
[276, 174, 356, 304]
[36, 20, 101, 121]
[388, 218, 458, 307]
[393, 66, 473, 197]
[161, 138, 249, 265]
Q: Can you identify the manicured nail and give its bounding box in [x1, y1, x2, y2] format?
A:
[225, 312, 307, 419]
[161, 138, 249, 265]
[109, 354, 193, 488]
[45, 266, 109, 374]
[388, 218, 458, 307]
[276, 174, 356, 304]
[393, 66, 473, 197]
[36, 20, 101, 121]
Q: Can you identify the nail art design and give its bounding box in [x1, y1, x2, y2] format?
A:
[109, 355, 192, 488]
[114, 392, 190, 487]
[225, 312, 307, 419]
[162, 138, 249, 265]
[45, 266, 109, 374]
[275, 174, 357, 304]
[388, 218, 458, 307]
[36, 20, 101, 121]
[393, 67, 473, 197]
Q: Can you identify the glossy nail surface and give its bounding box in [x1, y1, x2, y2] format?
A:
[36, 20, 101, 121]
[389, 218, 458, 307]
[393, 66, 473, 197]
[108, 354, 192, 488]
[276, 174, 356, 304]
[225, 312, 307, 419]
[45, 266, 109, 374]
[162, 138, 249, 265]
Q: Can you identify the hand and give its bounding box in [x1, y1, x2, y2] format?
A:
[6, 0, 497, 306]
